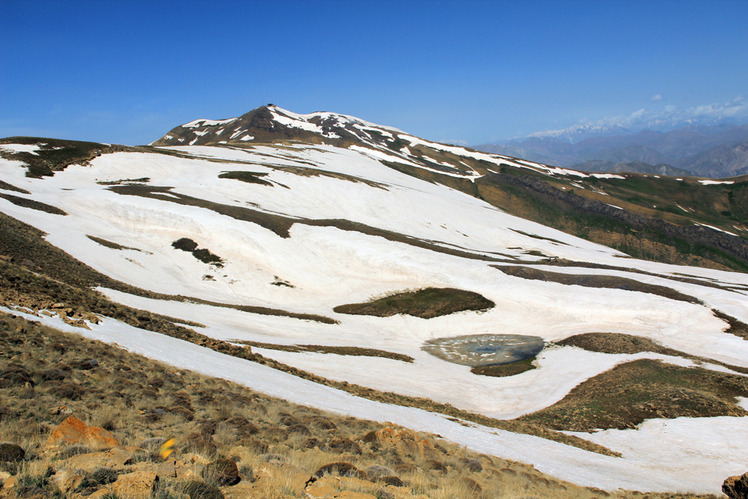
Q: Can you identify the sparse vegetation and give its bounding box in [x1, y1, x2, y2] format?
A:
[0, 136, 141, 178]
[0, 311, 668, 499]
[218, 170, 274, 186]
[557, 331, 748, 375]
[96, 177, 150, 185]
[333, 288, 495, 318]
[172, 238, 224, 267]
[87, 235, 141, 251]
[471, 358, 536, 377]
[494, 265, 702, 304]
[0, 180, 30, 194]
[520, 358, 748, 431]
[0, 192, 67, 215]
[238, 340, 414, 363]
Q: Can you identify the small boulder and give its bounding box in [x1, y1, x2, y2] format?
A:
[724, 472, 748, 499]
[53, 468, 86, 493]
[0, 443, 24, 462]
[464, 458, 483, 472]
[46, 416, 120, 451]
[111, 470, 159, 499]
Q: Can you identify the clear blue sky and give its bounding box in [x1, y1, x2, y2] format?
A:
[2, 0, 747, 145]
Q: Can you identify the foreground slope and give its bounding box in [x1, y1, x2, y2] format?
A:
[0, 107, 747, 494]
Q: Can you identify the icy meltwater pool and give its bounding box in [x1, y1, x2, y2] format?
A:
[422, 334, 545, 366]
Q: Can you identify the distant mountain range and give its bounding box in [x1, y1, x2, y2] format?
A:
[476, 123, 748, 178]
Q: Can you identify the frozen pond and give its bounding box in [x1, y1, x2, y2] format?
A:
[422, 334, 545, 366]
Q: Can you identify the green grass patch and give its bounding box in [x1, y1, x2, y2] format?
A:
[334, 288, 494, 318]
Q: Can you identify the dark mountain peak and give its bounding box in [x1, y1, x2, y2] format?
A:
[150, 105, 404, 149]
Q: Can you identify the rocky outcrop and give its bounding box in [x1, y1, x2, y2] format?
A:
[45, 416, 120, 451]
[360, 426, 440, 460]
[724, 472, 748, 499]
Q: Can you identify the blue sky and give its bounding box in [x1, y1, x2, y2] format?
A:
[2, 0, 747, 145]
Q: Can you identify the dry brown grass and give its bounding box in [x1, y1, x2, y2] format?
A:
[0, 311, 719, 498]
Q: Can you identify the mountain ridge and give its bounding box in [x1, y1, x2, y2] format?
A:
[476, 123, 748, 178]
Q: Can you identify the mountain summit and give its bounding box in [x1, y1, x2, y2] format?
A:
[152, 105, 405, 147]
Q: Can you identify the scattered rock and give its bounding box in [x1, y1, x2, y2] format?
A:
[63, 446, 134, 472]
[314, 462, 367, 479]
[359, 426, 439, 460]
[45, 416, 120, 451]
[110, 470, 159, 498]
[53, 468, 87, 493]
[724, 472, 748, 499]
[75, 467, 120, 496]
[0, 443, 24, 462]
[202, 458, 241, 486]
[464, 458, 483, 472]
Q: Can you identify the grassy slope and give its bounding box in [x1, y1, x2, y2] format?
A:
[382, 154, 748, 272]
[2, 312, 645, 499]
